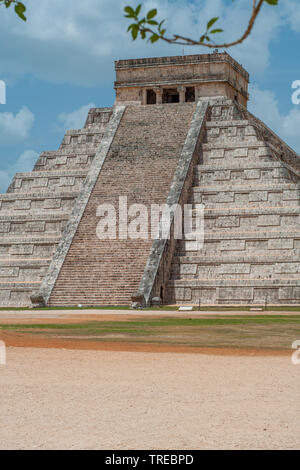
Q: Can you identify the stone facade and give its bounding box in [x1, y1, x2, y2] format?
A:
[167, 100, 300, 305]
[0, 52, 299, 307]
[115, 52, 249, 107]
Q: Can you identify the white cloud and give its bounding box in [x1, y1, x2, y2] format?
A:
[0, 0, 285, 86]
[10, 149, 39, 174]
[281, 0, 300, 32]
[0, 149, 39, 192]
[0, 107, 34, 142]
[58, 102, 95, 130]
[249, 85, 300, 154]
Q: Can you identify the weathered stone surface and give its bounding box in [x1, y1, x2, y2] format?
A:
[0, 53, 300, 307]
[168, 98, 300, 305]
[47, 103, 196, 307]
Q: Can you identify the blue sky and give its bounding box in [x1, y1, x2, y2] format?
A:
[0, 0, 299, 191]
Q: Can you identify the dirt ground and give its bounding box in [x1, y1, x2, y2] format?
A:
[0, 346, 299, 450]
[0, 330, 292, 356]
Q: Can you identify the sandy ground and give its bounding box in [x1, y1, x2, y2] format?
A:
[1, 308, 300, 320]
[0, 347, 299, 450]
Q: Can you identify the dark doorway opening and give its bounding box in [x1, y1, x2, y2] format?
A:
[160, 286, 164, 302]
[186, 87, 195, 102]
[147, 89, 156, 104]
[162, 89, 179, 104]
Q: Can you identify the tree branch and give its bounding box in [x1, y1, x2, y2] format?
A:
[125, 0, 277, 49]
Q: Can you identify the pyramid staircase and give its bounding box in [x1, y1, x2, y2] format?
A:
[48, 103, 195, 306]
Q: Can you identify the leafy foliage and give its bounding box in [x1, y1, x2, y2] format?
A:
[0, 0, 26, 21]
[125, 0, 279, 48]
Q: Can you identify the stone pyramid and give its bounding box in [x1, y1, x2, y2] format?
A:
[0, 52, 299, 307]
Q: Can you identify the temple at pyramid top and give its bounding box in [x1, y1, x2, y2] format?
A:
[114, 51, 249, 107]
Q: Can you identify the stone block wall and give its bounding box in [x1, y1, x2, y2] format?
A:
[0, 108, 112, 306]
[168, 101, 300, 305]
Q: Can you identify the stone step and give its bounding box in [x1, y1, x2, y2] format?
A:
[84, 107, 113, 129]
[171, 257, 300, 280]
[195, 165, 291, 185]
[0, 234, 60, 259]
[186, 205, 300, 232]
[173, 251, 300, 264]
[193, 181, 300, 193]
[200, 149, 277, 167]
[0, 190, 78, 213]
[0, 213, 69, 235]
[196, 160, 284, 172]
[192, 183, 300, 207]
[7, 169, 88, 193]
[207, 102, 244, 122]
[206, 120, 250, 128]
[178, 229, 300, 255]
[205, 128, 258, 145]
[198, 205, 300, 216]
[0, 258, 51, 282]
[34, 150, 96, 171]
[59, 128, 104, 150]
[168, 278, 300, 305]
[198, 229, 300, 241]
[201, 141, 267, 151]
[201, 154, 275, 167]
[0, 282, 41, 307]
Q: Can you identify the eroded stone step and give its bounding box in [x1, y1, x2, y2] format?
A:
[0, 234, 60, 259]
[0, 282, 41, 307]
[177, 229, 300, 255]
[0, 258, 51, 282]
[205, 131, 258, 145]
[173, 251, 300, 264]
[171, 259, 300, 281]
[195, 163, 291, 185]
[0, 213, 69, 235]
[59, 128, 104, 150]
[7, 169, 88, 193]
[0, 190, 79, 213]
[168, 278, 300, 305]
[192, 185, 300, 207]
[84, 107, 113, 129]
[35, 150, 96, 171]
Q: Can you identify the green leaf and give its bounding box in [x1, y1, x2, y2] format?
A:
[210, 28, 223, 34]
[147, 9, 157, 20]
[158, 20, 165, 31]
[15, 2, 26, 21]
[264, 0, 278, 4]
[135, 4, 142, 16]
[124, 6, 135, 18]
[131, 24, 139, 40]
[207, 17, 219, 30]
[150, 33, 159, 43]
[124, 6, 135, 14]
[147, 20, 158, 25]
